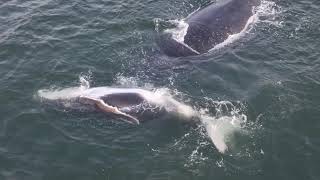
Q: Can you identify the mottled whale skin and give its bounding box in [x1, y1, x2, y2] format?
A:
[158, 0, 260, 57]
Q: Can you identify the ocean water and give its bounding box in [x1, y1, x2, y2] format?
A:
[1, 0, 320, 179]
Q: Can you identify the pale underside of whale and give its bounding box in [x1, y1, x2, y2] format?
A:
[38, 87, 196, 124]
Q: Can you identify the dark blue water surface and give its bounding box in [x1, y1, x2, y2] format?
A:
[1, 0, 320, 179]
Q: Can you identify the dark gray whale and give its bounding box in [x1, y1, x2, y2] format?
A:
[158, 0, 260, 57]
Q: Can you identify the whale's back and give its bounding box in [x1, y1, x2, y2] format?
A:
[100, 92, 145, 108]
[184, 0, 259, 53]
[158, 0, 261, 56]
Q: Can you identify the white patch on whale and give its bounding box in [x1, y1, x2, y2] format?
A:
[164, 20, 200, 55]
[209, 14, 258, 51]
[37, 76, 196, 120]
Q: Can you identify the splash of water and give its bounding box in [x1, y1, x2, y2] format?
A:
[201, 115, 243, 153]
[255, 0, 282, 27]
[37, 74, 91, 100]
[110, 78, 252, 154]
[209, 14, 258, 51]
[210, 0, 281, 51]
[164, 20, 189, 43]
[197, 100, 248, 153]
[163, 19, 200, 54]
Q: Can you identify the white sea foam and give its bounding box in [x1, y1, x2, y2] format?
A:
[37, 75, 91, 100]
[164, 20, 189, 43]
[163, 20, 200, 55]
[255, 0, 282, 26]
[38, 87, 84, 100]
[211, 0, 281, 51]
[213, 0, 281, 50]
[162, 7, 200, 43]
[198, 100, 248, 153]
[209, 14, 258, 51]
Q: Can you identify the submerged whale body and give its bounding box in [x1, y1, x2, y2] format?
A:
[38, 86, 233, 153]
[158, 0, 260, 57]
[38, 87, 196, 124]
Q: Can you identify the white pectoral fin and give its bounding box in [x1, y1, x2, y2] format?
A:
[116, 112, 140, 125]
[80, 95, 140, 125]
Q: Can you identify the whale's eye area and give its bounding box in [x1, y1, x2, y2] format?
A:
[100, 93, 145, 108]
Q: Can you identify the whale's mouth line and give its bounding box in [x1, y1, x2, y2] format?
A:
[172, 38, 201, 55]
